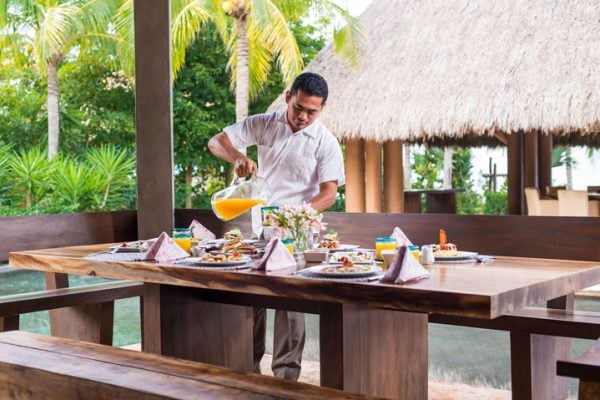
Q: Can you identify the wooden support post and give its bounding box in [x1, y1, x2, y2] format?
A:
[134, 0, 174, 238]
[507, 132, 524, 215]
[383, 140, 404, 213]
[538, 132, 553, 196]
[523, 131, 539, 189]
[344, 138, 365, 212]
[364, 141, 382, 213]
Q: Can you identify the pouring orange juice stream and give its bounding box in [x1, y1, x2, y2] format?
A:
[212, 198, 267, 221]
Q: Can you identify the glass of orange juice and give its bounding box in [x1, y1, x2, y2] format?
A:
[282, 238, 294, 255]
[172, 228, 192, 253]
[375, 237, 397, 260]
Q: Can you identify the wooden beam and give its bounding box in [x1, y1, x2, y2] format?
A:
[134, 0, 174, 238]
[523, 131, 539, 189]
[507, 132, 524, 215]
[344, 138, 365, 212]
[538, 132, 553, 196]
[383, 140, 404, 213]
[364, 141, 382, 213]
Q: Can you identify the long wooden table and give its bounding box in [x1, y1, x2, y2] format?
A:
[10, 245, 600, 399]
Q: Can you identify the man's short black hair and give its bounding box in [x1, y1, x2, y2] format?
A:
[290, 72, 328, 103]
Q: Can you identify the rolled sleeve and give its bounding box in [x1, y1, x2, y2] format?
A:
[223, 115, 264, 148]
[317, 135, 345, 187]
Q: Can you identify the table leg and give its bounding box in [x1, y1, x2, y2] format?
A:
[321, 303, 428, 399]
[143, 283, 253, 372]
[510, 295, 573, 400]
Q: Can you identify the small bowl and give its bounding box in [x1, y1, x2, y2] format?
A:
[381, 249, 398, 267]
[191, 245, 206, 257]
[303, 249, 329, 263]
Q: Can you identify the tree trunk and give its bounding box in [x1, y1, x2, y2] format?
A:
[184, 166, 193, 209]
[235, 16, 249, 123]
[403, 144, 411, 190]
[443, 147, 453, 189]
[47, 58, 60, 159]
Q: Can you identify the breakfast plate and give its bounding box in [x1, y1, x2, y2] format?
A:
[184, 255, 251, 266]
[110, 239, 156, 253]
[303, 264, 382, 278]
[329, 251, 374, 264]
[314, 243, 359, 252]
[433, 251, 478, 261]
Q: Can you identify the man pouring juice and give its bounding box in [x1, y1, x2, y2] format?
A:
[208, 72, 344, 381]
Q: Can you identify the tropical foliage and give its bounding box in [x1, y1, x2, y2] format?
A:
[1, 0, 120, 158]
[0, 145, 136, 215]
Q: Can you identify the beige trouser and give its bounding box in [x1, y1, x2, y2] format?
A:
[253, 308, 306, 381]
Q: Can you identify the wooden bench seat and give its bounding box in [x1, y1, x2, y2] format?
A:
[430, 306, 600, 340]
[557, 339, 600, 400]
[0, 331, 374, 400]
[0, 280, 144, 345]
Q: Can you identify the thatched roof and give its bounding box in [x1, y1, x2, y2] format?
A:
[269, 0, 600, 147]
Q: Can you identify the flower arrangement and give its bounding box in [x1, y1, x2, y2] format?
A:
[271, 203, 323, 252]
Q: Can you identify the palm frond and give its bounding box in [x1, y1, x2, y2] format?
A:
[248, 0, 302, 87]
[113, 0, 135, 77]
[171, 0, 213, 78]
[36, 5, 79, 63]
[318, 0, 367, 68]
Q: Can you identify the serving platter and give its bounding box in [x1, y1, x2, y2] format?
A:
[303, 264, 382, 278]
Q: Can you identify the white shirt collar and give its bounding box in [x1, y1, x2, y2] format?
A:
[277, 111, 318, 138]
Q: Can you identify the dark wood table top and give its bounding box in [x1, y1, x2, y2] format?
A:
[9, 244, 600, 319]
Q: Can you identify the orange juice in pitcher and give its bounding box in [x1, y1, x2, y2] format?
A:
[211, 175, 271, 221]
[212, 198, 267, 221]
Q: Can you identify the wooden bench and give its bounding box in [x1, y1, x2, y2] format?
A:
[557, 339, 600, 400]
[0, 280, 144, 344]
[1, 210, 141, 345]
[176, 209, 600, 400]
[0, 331, 374, 400]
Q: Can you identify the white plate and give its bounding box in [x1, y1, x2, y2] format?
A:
[314, 243, 360, 252]
[110, 239, 156, 253]
[183, 256, 251, 266]
[303, 264, 382, 278]
[206, 239, 257, 246]
[329, 251, 374, 264]
[434, 251, 478, 261]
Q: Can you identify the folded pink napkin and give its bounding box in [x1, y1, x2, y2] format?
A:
[253, 238, 296, 271]
[391, 226, 414, 247]
[143, 232, 189, 262]
[380, 245, 430, 284]
[189, 219, 216, 241]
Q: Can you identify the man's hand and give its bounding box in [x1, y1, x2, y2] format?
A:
[234, 155, 258, 177]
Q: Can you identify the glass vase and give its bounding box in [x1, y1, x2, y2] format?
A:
[292, 226, 312, 253]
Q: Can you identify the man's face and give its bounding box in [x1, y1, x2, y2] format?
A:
[285, 89, 325, 132]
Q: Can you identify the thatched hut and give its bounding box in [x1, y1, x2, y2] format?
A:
[270, 0, 600, 214]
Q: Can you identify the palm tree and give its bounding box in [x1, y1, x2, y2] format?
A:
[115, 0, 366, 123]
[0, 0, 119, 159]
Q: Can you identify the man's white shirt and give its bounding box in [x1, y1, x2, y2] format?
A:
[223, 111, 345, 207]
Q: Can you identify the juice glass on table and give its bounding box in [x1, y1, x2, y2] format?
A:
[282, 238, 294, 255]
[375, 237, 397, 260]
[173, 228, 192, 253]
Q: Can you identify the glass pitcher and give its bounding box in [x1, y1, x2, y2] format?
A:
[211, 175, 271, 221]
